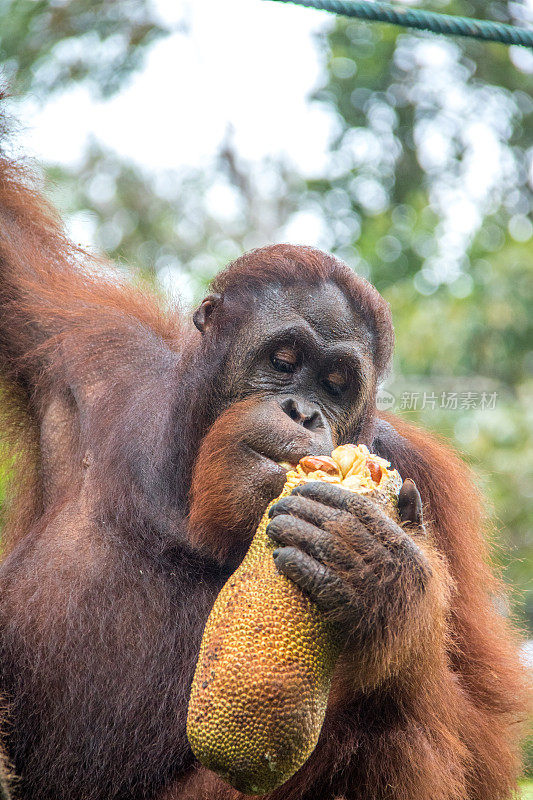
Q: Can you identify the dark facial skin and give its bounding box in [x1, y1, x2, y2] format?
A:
[190, 281, 379, 557]
[218, 281, 376, 442]
[194, 281, 428, 648]
[191, 281, 377, 540]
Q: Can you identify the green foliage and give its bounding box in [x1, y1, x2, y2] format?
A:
[45, 139, 302, 296]
[521, 779, 533, 800]
[0, 0, 168, 98]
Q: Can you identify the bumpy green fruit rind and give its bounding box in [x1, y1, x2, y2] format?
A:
[187, 464, 401, 794]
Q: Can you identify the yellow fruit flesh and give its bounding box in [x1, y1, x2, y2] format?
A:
[187, 445, 401, 795]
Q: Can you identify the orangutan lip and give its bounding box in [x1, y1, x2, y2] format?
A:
[248, 447, 296, 472]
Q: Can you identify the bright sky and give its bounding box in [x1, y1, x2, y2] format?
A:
[19, 0, 335, 176]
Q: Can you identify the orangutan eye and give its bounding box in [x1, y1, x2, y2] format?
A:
[270, 347, 300, 374]
[321, 368, 348, 397]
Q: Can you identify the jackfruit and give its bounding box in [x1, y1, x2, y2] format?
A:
[187, 444, 402, 795]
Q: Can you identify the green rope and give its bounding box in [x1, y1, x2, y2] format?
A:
[268, 0, 533, 48]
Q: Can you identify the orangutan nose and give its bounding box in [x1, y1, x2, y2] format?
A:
[280, 397, 326, 433]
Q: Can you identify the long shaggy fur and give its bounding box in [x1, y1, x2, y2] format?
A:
[0, 135, 527, 800]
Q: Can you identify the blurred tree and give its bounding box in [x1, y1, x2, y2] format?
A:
[0, 0, 300, 294]
[0, 0, 169, 99]
[45, 136, 302, 298]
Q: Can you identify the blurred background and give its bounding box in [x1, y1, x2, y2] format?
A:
[0, 0, 532, 773]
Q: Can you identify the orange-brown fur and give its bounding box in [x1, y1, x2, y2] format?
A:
[0, 132, 527, 800]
